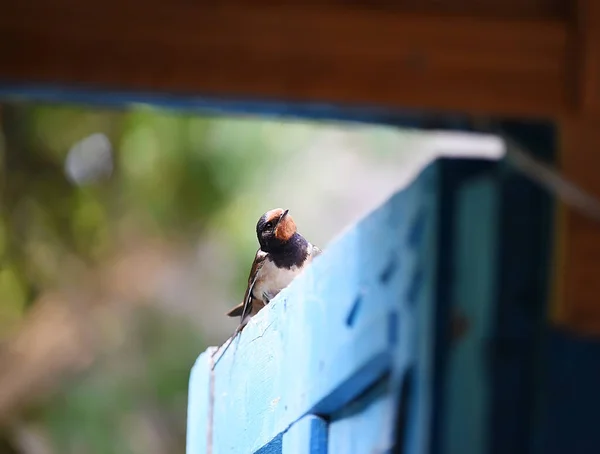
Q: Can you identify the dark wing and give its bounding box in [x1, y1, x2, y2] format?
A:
[225, 249, 267, 319]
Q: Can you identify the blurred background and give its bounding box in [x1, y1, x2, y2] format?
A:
[0, 101, 496, 454]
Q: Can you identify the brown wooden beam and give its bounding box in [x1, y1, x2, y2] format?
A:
[549, 1, 600, 335]
[552, 115, 600, 335]
[0, 3, 569, 117]
[199, 0, 569, 20]
[573, 1, 600, 112]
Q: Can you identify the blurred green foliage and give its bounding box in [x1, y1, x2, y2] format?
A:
[37, 307, 203, 454]
[0, 103, 294, 326]
[0, 101, 316, 453]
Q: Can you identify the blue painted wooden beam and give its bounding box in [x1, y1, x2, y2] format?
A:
[188, 153, 569, 454]
[187, 160, 446, 454]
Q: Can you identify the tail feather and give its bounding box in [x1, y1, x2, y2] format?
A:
[226, 302, 245, 317]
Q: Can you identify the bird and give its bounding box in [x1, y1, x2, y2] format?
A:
[226, 208, 321, 331]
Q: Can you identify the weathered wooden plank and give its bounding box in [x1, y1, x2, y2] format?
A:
[198, 162, 440, 453]
[282, 415, 328, 454]
[188, 157, 540, 454]
[186, 347, 218, 454]
[0, 3, 569, 117]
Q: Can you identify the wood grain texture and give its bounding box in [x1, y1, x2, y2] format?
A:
[572, 1, 600, 112]
[196, 0, 568, 19]
[0, 2, 569, 117]
[188, 162, 441, 453]
[553, 116, 600, 335]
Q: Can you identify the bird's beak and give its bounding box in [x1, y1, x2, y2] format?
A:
[276, 209, 289, 227]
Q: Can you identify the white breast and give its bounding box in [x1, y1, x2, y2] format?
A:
[252, 243, 319, 303]
[253, 259, 302, 303]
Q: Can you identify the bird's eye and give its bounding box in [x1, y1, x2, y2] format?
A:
[265, 222, 273, 230]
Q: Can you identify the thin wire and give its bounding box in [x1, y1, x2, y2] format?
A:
[502, 135, 600, 223]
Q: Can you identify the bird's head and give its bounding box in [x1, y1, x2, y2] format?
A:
[256, 208, 296, 251]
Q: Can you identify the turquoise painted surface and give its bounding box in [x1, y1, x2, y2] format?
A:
[442, 175, 499, 454]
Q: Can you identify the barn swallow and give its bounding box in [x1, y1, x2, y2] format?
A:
[226, 208, 321, 331]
